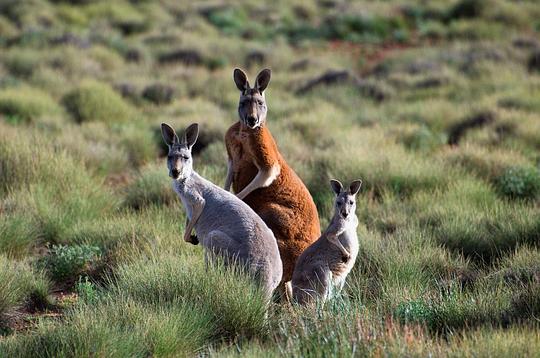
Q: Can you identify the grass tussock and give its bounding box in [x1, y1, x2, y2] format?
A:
[63, 80, 136, 123]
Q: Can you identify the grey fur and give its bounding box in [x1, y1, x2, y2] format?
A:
[291, 179, 362, 305]
[161, 122, 283, 299]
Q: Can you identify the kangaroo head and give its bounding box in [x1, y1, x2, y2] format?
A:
[330, 179, 362, 220]
[161, 123, 199, 181]
[233, 68, 271, 129]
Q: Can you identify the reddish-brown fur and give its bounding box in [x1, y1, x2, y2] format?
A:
[225, 122, 321, 283]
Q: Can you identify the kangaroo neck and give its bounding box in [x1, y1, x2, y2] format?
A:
[174, 172, 202, 197]
[330, 212, 355, 231]
[239, 121, 266, 135]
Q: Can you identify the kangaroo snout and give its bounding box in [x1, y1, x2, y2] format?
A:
[171, 168, 180, 179]
[246, 115, 257, 127]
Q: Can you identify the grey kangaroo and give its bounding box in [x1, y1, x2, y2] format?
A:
[161, 122, 282, 299]
[292, 179, 362, 305]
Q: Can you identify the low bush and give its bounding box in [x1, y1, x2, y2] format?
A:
[0, 87, 61, 123]
[495, 166, 540, 200]
[63, 80, 136, 123]
[40, 244, 101, 282]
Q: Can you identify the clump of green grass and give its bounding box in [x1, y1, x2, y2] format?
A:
[2, 49, 41, 77]
[495, 166, 540, 200]
[62, 80, 136, 123]
[0, 296, 214, 357]
[0, 255, 51, 331]
[112, 254, 268, 339]
[123, 164, 176, 210]
[414, 178, 540, 262]
[0, 213, 37, 259]
[0, 125, 118, 244]
[0, 87, 61, 123]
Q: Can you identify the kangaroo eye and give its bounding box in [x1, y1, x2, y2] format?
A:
[257, 100, 264, 105]
[181, 155, 189, 160]
[349, 200, 354, 205]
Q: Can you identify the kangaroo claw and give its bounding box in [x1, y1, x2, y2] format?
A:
[189, 234, 199, 245]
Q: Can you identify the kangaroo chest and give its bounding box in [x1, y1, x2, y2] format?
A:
[228, 131, 259, 192]
[330, 229, 359, 279]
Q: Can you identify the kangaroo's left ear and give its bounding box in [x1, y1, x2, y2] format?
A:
[330, 179, 343, 195]
[161, 122, 179, 146]
[183, 123, 199, 149]
[255, 68, 271, 92]
[349, 180, 362, 195]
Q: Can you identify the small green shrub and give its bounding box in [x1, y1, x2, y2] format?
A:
[63, 80, 136, 123]
[0, 87, 61, 123]
[41, 244, 101, 282]
[76, 276, 99, 304]
[3, 49, 40, 77]
[496, 166, 540, 200]
[395, 300, 434, 324]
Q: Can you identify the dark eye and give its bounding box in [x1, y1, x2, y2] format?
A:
[337, 201, 342, 206]
[349, 200, 354, 205]
[181, 155, 189, 160]
[257, 100, 264, 106]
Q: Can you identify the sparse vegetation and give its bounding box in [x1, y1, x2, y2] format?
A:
[0, 0, 539, 356]
[63, 80, 136, 123]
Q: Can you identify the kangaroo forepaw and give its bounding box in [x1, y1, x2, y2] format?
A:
[184, 234, 199, 245]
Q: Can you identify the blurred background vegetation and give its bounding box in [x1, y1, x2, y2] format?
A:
[0, 0, 539, 356]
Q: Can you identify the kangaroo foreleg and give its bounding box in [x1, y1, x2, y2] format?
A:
[224, 159, 233, 192]
[184, 217, 199, 245]
[183, 198, 205, 244]
[325, 224, 349, 259]
[236, 164, 280, 200]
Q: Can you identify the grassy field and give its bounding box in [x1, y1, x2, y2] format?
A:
[0, 0, 539, 356]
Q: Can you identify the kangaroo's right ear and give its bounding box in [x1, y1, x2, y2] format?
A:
[161, 123, 179, 146]
[255, 68, 271, 92]
[183, 123, 199, 149]
[349, 180, 362, 195]
[233, 68, 249, 92]
[330, 179, 343, 195]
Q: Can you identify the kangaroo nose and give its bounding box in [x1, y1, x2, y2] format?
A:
[342, 210, 348, 218]
[171, 168, 180, 178]
[246, 116, 257, 127]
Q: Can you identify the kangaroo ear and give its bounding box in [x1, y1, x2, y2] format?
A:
[255, 68, 271, 92]
[349, 180, 362, 195]
[233, 68, 249, 92]
[330, 179, 343, 195]
[161, 123, 179, 146]
[183, 123, 199, 149]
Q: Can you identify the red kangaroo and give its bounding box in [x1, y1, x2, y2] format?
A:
[224, 68, 321, 292]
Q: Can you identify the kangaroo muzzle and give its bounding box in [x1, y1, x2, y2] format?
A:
[246, 115, 258, 128]
[170, 168, 180, 179]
